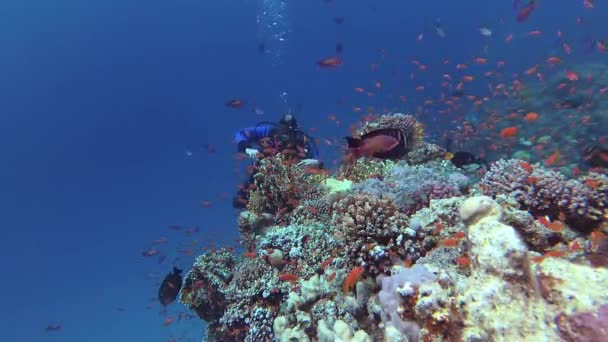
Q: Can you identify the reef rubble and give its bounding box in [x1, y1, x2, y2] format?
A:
[179, 113, 608, 341]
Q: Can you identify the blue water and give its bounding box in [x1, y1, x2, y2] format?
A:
[0, 0, 605, 341]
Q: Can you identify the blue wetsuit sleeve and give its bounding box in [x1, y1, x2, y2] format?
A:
[234, 124, 275, 152]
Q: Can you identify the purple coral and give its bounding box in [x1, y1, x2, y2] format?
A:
[556, 304, 608, 341]
[481, 159, 607, 228]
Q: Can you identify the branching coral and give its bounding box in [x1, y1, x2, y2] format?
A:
[331, 193, 409, 275]
[480, 159, 607, 229]
[247, 154, 322, 219]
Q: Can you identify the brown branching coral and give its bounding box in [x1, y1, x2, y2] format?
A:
[246, 154, 322, 219]
[480, 159, 607, 229]
[331, 193, 409, 275]
[331, 193, 406, 240]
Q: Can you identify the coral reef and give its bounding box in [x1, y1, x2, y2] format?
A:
[247, 153, 323, 219]
[480, 158, 608, 229]
[178, 113, 608, 341]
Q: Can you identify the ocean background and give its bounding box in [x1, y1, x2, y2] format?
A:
[0, 0, 605, 341]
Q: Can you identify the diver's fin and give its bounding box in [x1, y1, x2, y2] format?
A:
[345, 136, 362, 148]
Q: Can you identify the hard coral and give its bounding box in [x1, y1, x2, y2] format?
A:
[331, 193, 406, 240]
[481, 159, 607, 229]
[179, 248, 237, 321]
[331, 193, 409, 275]
[354, 161, 469, 215]
[247, 154, 322, 218]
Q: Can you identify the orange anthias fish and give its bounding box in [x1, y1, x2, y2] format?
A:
[500, 126, 519, 138]
[317, 56, 343, 68]
[343, 266, 365, 293]
[545, 150, 560, 166]
[565, 71, 579, 81]
[523, 112, 539, 122]
[279, 272, 299, 283]
[225, 99, 245, 108]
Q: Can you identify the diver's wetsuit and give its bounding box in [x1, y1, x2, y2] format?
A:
[233, 121, 320, 209]
[234, 121, 319, 158]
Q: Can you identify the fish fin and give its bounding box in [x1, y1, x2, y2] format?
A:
[345, 136, 362, 148]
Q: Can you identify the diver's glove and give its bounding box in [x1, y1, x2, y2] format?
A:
[297, 159, 320, 167]
[245, 148, 260, 159]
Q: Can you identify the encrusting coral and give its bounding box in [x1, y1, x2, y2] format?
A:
[178, 113, 608, 341]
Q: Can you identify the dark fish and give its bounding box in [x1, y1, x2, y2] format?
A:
[45, 324, 61, 332]
[336, 43, 343, 54]
[583, 144, 608, 168]
[345, 128, 409, 160]
[257, 41, 266, 54]
[158, 267, 183, 306]
[448, 151, 485, 168]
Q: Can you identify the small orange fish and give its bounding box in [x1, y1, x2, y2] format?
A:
[225, 99, 245, 108]
[523, 112, 539, 122]
[455, 255, 471, 267]
[585, 178, 599, 190]
[474, 57, 487, 64]
[163, 317, 175, 326]
[243, 251, 257, 258]
[565, 71, 579, 81]
[500, 126, 519, 138]
[538, 216, 565, 232]
[328, 272, 336, 282]
[439, 237, 460, 248]
[526, 176, 538, 184]
[463, 75, 474, 82]
[279, 273, 299, 283]
[454, 231, 466, 239]
[343, 266, 365, 293]
[525, 65, 538, 75]
[545, 151, 560, 166]
[320, 257, 334, 269]
[546, 57, 562, 65]
[520, 161, 534, 172]
[317, 56, 343, 68]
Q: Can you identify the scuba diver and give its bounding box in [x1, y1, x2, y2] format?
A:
[232, 113, 321, 208]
